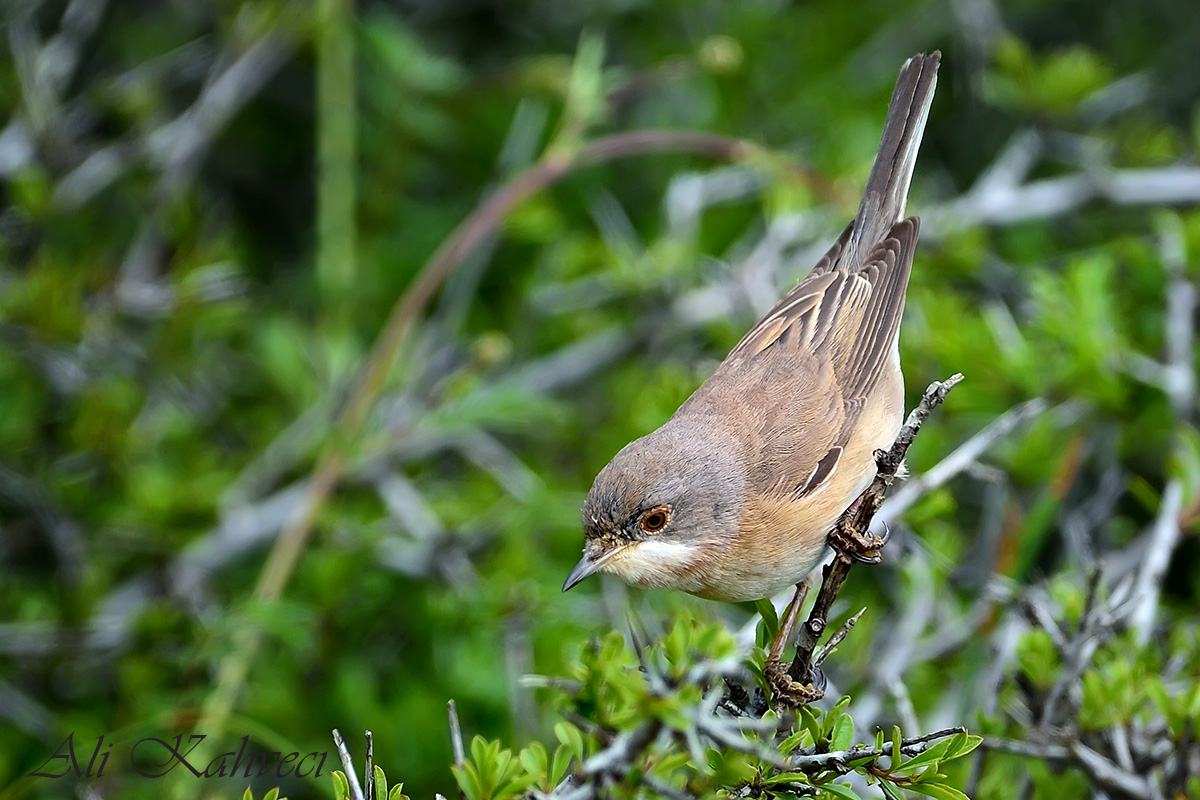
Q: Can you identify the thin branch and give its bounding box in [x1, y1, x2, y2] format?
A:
[332, 729, 366, 800]
[787, 727, 969, 771]
[785, 374, 963, 694]
[364, 730, 375, 800]
[448, 700, 466, 769]
[1129, 215, 1194, 643]
[874, 396, 1047, 530]
[924, 166, 1200, 232]
[1130, 480, 1183, 643]
[1071, 741, 1155, 799]
[813, 608, 865, 669]
[981, 737, 1070, 760]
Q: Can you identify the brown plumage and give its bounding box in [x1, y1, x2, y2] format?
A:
[564, 52, 941, 602]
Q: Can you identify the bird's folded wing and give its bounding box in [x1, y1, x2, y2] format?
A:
[727, 218, 917, 396]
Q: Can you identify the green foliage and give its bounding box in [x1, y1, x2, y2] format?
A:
[452, 736, 537, 800]
[243, 788, 284, 800]
[331, 620, 983, 800]
[987, 37, 1113, 113]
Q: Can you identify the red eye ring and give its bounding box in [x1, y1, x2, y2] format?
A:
[640, 507, 670, 534]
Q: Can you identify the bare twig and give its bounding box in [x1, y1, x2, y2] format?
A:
[448, 700, 466, 770]
[365, 730, 375, 800]
[1130, 480, 1184, 643]
[1128, 215, 1194, 643]
[813, 608, 865, 669]
[781, 374, 963, 699]
[981, 737, 1070, 760]
[1071, 740, 1155, 799]
[332, 729, 366, 800]
[784, 727, 969, 771]
[874, 396, 1047, 531]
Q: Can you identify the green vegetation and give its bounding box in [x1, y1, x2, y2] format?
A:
[1, 2, 1198, 799]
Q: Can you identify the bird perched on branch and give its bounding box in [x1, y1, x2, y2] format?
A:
[563, 53, 940, 615]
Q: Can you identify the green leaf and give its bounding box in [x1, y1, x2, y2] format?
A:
[906, 781, 972, 800]
[451, 762, 483, 800]
[820, 783, 865, 800]
[493, 746, 515, 784]
[831, 713, 855, 752]
[779, 727, 814, 754]
[243, 789, 253, 800]
[1016, 629, 1060, 692]
[896, 737, 959, 773]
[849, 753, 878, 772]
[554, 721, 586, 762]
[373, 764, 388, 798]
[824, 696, 852, 738]
[800, 706, 823, 747]
[550, 744, 573, 787]
[519, 741, 547, 778]
[263, 789, 279, 800]
[946, 734, 983, 760]
[469, 735, 489, 773]
[754, 598, 781, 643]
[331, 771, 351, 800]
[761, 771, 812, 786]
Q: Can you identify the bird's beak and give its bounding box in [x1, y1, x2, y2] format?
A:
[562, 546, 621, 592]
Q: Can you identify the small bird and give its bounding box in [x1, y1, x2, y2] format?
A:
[563, 52, 940, 603]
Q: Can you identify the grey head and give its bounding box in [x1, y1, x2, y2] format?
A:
[562, 417, 746, 593]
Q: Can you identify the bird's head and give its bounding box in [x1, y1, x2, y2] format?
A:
[563, 421, 744, 594]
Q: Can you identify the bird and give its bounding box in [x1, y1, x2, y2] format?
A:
[562, 52, 940, 607]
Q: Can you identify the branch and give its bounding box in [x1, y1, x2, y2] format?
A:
[786, 374, 964, 690]
[873, 397, 1047, 531]
[332, 729, 367, 800]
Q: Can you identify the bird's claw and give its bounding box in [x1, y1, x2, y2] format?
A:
[829, 521, 887, 564]
[764, 658, 825, 707]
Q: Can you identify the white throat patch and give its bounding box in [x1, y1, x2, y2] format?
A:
[604, 539, 701, 591]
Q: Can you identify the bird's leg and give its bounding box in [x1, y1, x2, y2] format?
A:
[768, 581, 809, 663]
[763, 579, 824, 705]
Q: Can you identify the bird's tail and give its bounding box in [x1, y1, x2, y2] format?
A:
[844, 51, 940, 269]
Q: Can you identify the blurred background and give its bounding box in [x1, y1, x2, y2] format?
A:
[2, 0, 1199, 798]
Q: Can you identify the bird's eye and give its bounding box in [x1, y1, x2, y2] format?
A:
[640, 507, 670, 534]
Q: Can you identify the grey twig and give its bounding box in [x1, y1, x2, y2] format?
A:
[981, 737, 1070, 760]
[874, 396, 1047, 531]
[146, 29, 297, 187]
[786, 727, 969, 771]
[1071, 741, 1155, 799]
[777, 374, 963, 703]
[448, 700, 466, 769]
[365, 730, 375, 800]
[1128, 215, 1194, 643]
[1129, 480, 1183, 643]
[813, 608, 865, 669]
[332, 729, 366, 800]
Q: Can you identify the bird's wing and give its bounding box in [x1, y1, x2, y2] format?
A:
[717, 51, 940, 501]
[711, 217, 918, 504]
[726, 217, 917, 391]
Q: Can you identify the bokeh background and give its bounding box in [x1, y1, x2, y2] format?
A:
[2, 0, 1199, 798]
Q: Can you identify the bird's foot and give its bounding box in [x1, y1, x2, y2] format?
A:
[763, 657, 825, 707]
[827, 493, 889, 564]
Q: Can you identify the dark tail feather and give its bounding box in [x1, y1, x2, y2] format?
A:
[843, 51, 940, 270]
